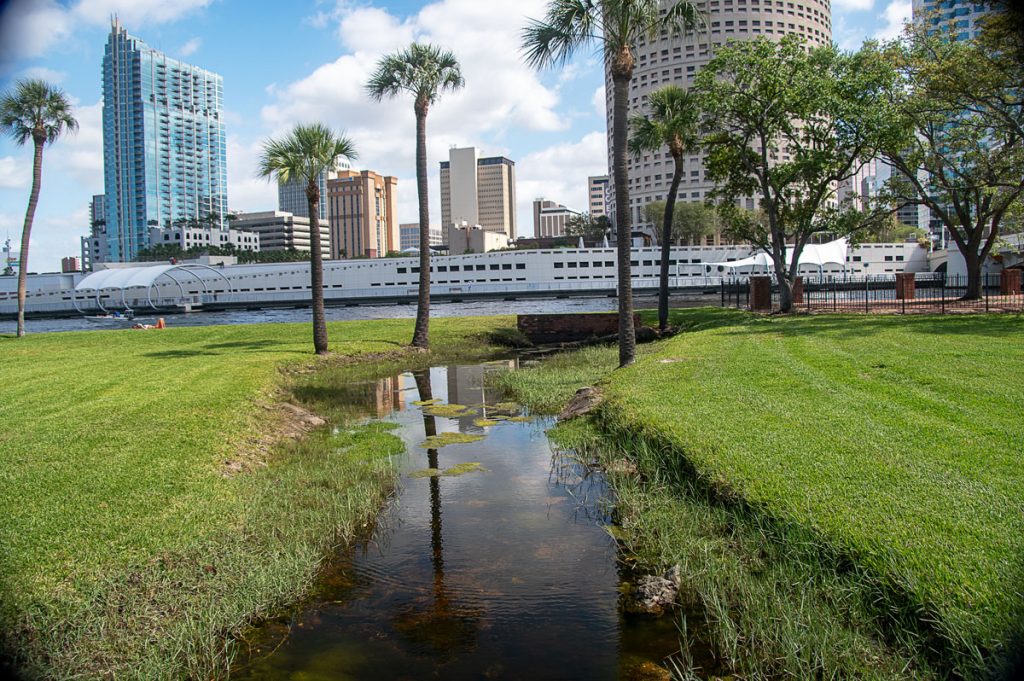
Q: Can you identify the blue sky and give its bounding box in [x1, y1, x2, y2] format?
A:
[0, 0, 910, 272]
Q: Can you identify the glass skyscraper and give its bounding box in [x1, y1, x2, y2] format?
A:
[102, 19, 227, 262]
[913, 0, 992, 41]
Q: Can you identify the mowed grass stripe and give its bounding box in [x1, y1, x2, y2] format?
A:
[604, 313, 1024, 665]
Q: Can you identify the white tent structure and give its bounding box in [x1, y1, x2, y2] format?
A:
[73, 264, 232, 312]
[704, 238, 849, 276]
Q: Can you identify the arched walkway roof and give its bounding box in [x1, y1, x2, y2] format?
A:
[74, 264, 232, 311]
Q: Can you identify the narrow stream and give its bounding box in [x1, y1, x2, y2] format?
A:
[234, 361, 679, 680]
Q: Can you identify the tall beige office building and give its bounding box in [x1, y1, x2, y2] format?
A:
[605, 0, 832, 231]
[326, 170, 399, 259]
[439, 146, 517, 240]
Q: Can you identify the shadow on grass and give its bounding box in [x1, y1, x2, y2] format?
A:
[716, 311, 1023, 339]
[204, 339, 288, 350]
[143, 349, 222, 359]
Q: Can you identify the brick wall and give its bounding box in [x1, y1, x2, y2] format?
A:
[517, 313, 642, 344]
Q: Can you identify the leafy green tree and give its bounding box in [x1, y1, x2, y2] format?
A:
[523, 0, 702, 366]
[258, 123, 357, 355]
[695, 36, 902, 312]
[367, 44, 464, 350]
[630, 85, 700, 331]
[878, 17, 1024, 299]
[564, 212, 611, 240]
[643, 200, 719, 246]
[0, 79, 77, 337]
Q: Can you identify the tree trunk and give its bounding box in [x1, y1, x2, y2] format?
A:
[16, 138, 45, 338]
[412, 106, 431, 349]
[963, 250, 983, 300]
[659, 157, 684, 332]
[778, 274, 794, 313]
[612, 70, 636, 367]
[307, 190, 329, 355]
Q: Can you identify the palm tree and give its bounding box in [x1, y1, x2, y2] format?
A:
[629, 85, 699, 333]
[258, 123, 357, 355]
[523, 0, 702, 367]
[0, 79, 78, 338]
[367, 43, 464, 350]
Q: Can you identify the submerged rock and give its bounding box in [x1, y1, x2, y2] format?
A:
[622, 565, 682, 616]
[558, 387, 603, 421]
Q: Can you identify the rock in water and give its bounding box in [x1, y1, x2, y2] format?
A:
[622, 564, 682, 616]
[557, 386, 603, 421]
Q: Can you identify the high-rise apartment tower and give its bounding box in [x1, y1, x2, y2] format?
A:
[605, 0, 832, 230]
[102, 19, 228, 262]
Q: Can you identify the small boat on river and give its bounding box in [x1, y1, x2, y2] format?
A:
[83, 311, 139, 325]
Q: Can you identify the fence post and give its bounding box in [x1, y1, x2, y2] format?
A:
[721, 278, 725, 308]
[985, 274, 990, 312]
[833, 278, 837, 312]
[865, 277, 870, 314]
[941, 273, 946, 314]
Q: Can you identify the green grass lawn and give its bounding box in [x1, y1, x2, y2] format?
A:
[0, 316, 514, 679]
[502, 309, 1024, 678]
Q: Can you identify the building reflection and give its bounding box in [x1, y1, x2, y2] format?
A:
[445, 360, 517, 431]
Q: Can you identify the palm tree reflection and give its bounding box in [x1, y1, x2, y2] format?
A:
[391, 369, 481, 659]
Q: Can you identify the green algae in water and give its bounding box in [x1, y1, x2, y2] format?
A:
[508, 416, 533, 423]
[420, 432, 485, 449]
[412, 398, 441, 406]
[491, 401, 521, 412]
[409, 463, 486, 478]
[421, 403, 477, 418]
[473, 418, 500, 427]
[443, 462, 486, 476]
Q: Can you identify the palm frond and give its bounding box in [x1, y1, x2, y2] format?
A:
[0, 79, 78, 147]
[367, 43, 464, 106]
[521, 0, 597, 70]
[257, 123, 357, 188]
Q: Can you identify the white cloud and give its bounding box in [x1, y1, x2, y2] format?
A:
[876, 0, 912, 41]
[0, 156, 28, 189]
[177, 37, 201, 57]
[20, 66, 67, 83]
[226, 135, 277, 213]
[72, 0, 213, 27]
[592, 85, 606, 119]
[48, 99, 104, 186]
[0, 0, 73, 66]
[0, 0, 212, 66]
[516, 131, 607, 237]
[833, 0, 874, 11]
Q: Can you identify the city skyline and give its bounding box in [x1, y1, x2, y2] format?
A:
[0, 0, 906, 272]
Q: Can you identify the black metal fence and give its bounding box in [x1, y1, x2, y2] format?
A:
[718, 273, 1024, 314]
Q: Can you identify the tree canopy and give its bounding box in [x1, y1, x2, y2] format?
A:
[695, 36, 903, 310]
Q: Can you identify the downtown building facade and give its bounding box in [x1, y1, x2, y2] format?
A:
[399, 223, 444, 251]
[439, 147, 517, 240]
[101, 19, 228, 262]
[533, 198, 578, 238]
[588, 175, 610, 219]
[326, 170, 399, 259]
[233, 211, 330, 256]
[605, 0, 832, 235]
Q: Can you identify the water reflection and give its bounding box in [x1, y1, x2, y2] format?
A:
[236, 362, 680, 680]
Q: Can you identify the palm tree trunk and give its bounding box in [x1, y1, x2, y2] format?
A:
[16, 138, 44, 338]
[659, 157, 684, 333]
[612, 71, 636, 367]
[307, 193, 329, 354]
[412, 106, 431, 349]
